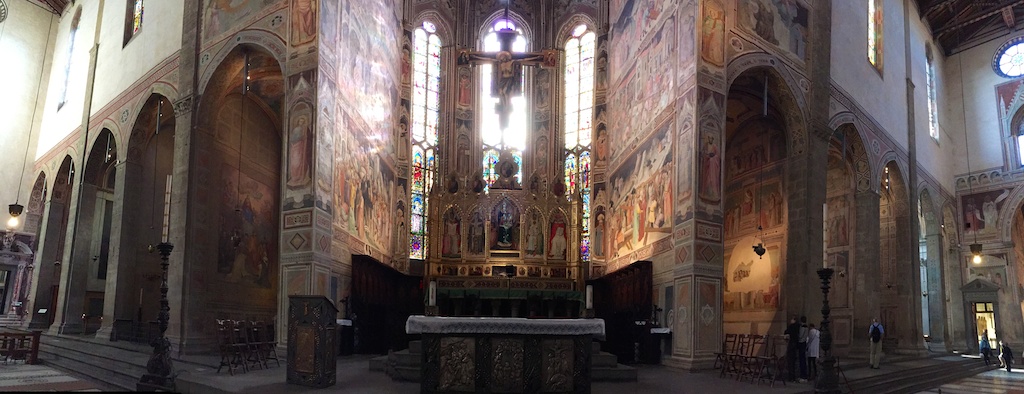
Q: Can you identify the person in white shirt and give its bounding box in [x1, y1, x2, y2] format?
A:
[806, 323, 821, 380]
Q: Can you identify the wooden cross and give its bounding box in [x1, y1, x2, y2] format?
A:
[458, 26, 558, 130]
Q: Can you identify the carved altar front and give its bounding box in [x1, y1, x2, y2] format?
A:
[425, 164, 585, 317]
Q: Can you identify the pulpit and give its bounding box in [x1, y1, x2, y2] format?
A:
[287, 296, 337, 388]
[407, 315, 604, 394]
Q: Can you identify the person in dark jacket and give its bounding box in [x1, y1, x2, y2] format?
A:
[785, 316, 802, 382]
[980, 330, 992, 366]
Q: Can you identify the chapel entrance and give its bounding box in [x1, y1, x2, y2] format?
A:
[973, 302, 997, 346]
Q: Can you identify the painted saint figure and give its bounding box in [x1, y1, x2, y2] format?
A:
[287, 114, 312, 188]
[700, 135, 722, 203]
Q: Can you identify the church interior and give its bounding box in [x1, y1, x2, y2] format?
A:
[4, 0, 1024, 390]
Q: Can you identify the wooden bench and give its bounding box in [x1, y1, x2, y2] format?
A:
[0, 330, 41, 365]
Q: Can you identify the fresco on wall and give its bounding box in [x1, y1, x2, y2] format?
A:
[607, 121, 673, 258]
[970, 262, 1009, 289]
[608, 16, 675, 164]
[826, 195, 849, 248]
[549, 210, 568, 260]
[319, 0, 338, 50]
[441, 208, 462, 258]
[674, 92, 695, 225]
[723, 238, 779, 312]
[724, 121, 786, 179]
[316, 112, 334, 213]
[337, 0, 399, 157]
[593, 206, 607, 259]
[525, 209, 545, 258]
[291, 0, 318, 46]
[217, 166, 277, 289]
[491, 199, 521, 251]
[697, 90, 725, 212]
[333, 110, 396, 255]
[737, 0, 810, 61]
[674, 279, 692, 353]
[700, 0, 725, 67]
[202, 0, 278, 42]
[609, 0, 676, 83]
[594, 105, 608, 166]
[697, 281, 718, 347]
[723, 181, 783, 236]
[962, 189, 1010, 237]
[287, 102, 313, 189]
[828, 251, 849, 307]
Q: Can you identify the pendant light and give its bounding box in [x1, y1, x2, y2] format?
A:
[231, 50, 251, 248]
[753, 73, 769, 258]
[952, 4, 982, 264]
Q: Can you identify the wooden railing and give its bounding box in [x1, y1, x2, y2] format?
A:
[0, 330, 41, 365]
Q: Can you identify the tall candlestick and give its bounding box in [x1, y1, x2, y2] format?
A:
[586, 285, 593, 310]
[428, 280, 437, 307]
[161, 175, 172, 243]
[822, 202, 828, 268]
[139, 287, 143, 306]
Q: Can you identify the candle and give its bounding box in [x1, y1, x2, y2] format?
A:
[161, 175, 172, 243]
[428, 280, 437, 307]
[586, 285, 593, 310]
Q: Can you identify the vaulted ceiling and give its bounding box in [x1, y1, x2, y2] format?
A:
[915, 0, 1024, 56]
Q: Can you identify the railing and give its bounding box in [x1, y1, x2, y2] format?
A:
[0, 329, 41, 365]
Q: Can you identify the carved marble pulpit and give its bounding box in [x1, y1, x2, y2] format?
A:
[407, 315, 604, 393]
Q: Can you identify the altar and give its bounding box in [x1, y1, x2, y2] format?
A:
[406, 316, 604, 394]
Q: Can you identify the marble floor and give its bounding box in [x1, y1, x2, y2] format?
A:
[0, 363, 108, 392]
[919, 368, 1024, 394]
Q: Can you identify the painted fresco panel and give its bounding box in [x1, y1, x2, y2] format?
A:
[826, 195, 850, 248]
[674, 91, 695, 225]
[962, 189, 1010, 238]
[202, 0, 278, 42]
[607, 121, 673, 259]
[674, 277, 692, 355]
[217, 166, 276, 289]
[697, 90, 725, 215]
[722, 181, 783, 237]
[677, 0, 696, 80]
[696, 279, 720, 351]
[291, 0, 318, 47]
[736, 0, 810, 61]
[609, 0, 676, 83]
[723, 240, 779, 312]
[607, 16, 676, 165]
[333, 109, 396, 256]
[828, 251, 849, 308]
[700, 0, 725, 67]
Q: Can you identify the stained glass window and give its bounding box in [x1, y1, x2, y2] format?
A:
[996, 39, 1024, 78]
[409, 22, 442, 260]
[133, 0, 143, 34]
[868, 0, 883, 71]
[926, 46, 938, 142]
[58, 7, 83, 110]
[564, 25, 595, 261]
[481, 19, 527, 189]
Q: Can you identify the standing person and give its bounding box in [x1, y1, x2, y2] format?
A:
[785, 316, 802, 382]
[807, 323, 821, 380]
[869, 318, 885, 369]
[1000, 341, 1014, 372]
[798, 316, 809, 382]
[980, 330, 992, 366]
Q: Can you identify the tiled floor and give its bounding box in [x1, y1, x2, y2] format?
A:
[0, 363, 105, 392]
[919, 368, 1024, 394]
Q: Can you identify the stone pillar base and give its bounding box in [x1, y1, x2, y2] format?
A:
[662, 354, 716, 371]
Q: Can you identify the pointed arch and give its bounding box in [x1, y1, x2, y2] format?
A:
[727, 53, 809, 155]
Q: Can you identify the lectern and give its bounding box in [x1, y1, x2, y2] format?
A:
[287, 295, 338, 388]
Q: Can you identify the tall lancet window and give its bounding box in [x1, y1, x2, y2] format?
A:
[868, 0, 883, 72]
[409, 21, 442, 260]
[58, 7, 84, 110]
[481, 19, 527, 188]
[564, 24, 595, 261]
[926, 45, 938, 142]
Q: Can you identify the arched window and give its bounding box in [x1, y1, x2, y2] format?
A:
[926, 45, 938, 142]
[409, 21, 442, 260]
[481, 19, 527, 188]
[564, 24, 595, 261]
[58, 7, 83, 110]
[124, 0, 144, 45]
[868, 0, 883, 72]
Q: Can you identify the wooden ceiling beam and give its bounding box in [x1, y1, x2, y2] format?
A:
[1002, 5, 1016, 28]
[934, 0, 1024, 36]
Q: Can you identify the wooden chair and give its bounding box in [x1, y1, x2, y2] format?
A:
[714, 334, 738, 370]
[738, 334, 769, 382]
[216, 319, 248, 375]
[721, 334, 751, 378]
[768, 337, 789, 387]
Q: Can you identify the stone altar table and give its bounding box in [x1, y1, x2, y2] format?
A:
[406, 316, 605, 394]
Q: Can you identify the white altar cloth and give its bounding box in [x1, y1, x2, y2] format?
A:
[406, 316, 605, 337]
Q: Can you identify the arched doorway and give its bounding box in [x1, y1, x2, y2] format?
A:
[29, 157, 74, 330]
[96, 94, 176, 342]
[53, 129, 119, 335]
[878, 160, 922, 352]
[721, 69, 792, 334]
[942, 204, 968, 350]
[192, 45, 283, 349]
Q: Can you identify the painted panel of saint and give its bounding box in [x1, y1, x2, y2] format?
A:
[490, 199, 520, 251]
[468, 211, 486, 255]
[524, 209, 545, 258]
[548, 211, 568, 260]
[442, 208, 462, 258]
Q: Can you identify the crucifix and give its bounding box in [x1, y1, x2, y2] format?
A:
[458, 6, 558, 130]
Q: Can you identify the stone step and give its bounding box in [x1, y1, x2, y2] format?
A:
[592, 364, 638, 382]
[593, 352, 619, 368]
[388, 349, 420, 367]
[838, 357, 992, 394]
[37, 342, 146, 391]
[386, 364, 422, 382]
[369, 355, 388, 371]
[409, 340, 422, 353]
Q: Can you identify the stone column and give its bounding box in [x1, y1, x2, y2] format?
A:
[165, 0, 203, 354]
[50, 184, 97, 335]
[96, 160, 141, 340]
[851, 189, 881, 356]
[27, 200, 66, 330]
